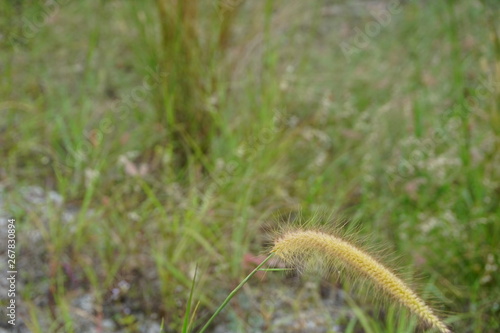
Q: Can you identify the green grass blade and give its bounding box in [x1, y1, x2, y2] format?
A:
[182, 265, 198, 333]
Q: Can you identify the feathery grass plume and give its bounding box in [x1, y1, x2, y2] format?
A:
[271, 229, 451, 333]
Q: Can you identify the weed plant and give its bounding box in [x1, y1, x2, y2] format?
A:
[0, 0, 498, 332]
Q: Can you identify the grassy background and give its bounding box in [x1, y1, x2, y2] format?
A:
[1, 0, 499, 332]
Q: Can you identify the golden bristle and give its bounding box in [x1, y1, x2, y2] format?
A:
[272, 230, 450, 333]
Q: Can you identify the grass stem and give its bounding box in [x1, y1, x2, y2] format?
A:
[198, 253, 275, 333]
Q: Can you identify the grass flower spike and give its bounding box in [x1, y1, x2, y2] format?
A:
[272, 229, 450, 333]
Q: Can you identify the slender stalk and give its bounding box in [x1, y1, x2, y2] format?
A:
[198, 253, 274, 333]
[182, 265, 198, 333]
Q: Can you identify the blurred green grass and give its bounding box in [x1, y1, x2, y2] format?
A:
[1, 0, 499, 332]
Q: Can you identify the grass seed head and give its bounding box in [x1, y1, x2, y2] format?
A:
[271, 229, 451, 333]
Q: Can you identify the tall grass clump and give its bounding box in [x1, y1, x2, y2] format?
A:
[155, 0, 242, 166]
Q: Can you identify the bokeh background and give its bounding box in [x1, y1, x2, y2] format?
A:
[1, 0, 499, 332]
